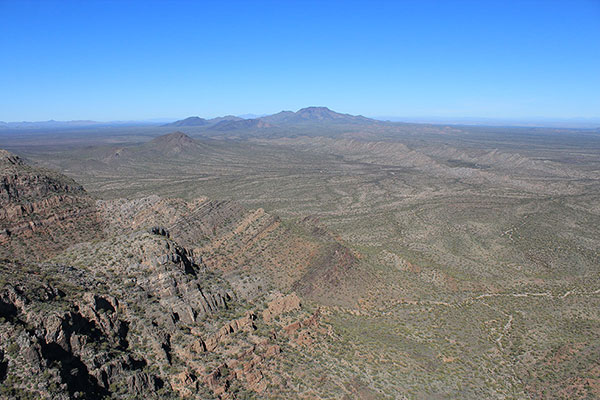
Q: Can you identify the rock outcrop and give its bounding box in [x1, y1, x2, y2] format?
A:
[0, 148, 349, 399]
[0, 150, 102, 262]
[262, 292, 301, 322]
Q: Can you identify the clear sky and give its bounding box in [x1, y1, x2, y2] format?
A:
[1, 0, 599, 121]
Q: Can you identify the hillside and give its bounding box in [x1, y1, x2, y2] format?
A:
[0, 150, 102, 262]
[211, 118, 273, 131]
[142, 131, 203, 156]
[0, 150, 376, 399]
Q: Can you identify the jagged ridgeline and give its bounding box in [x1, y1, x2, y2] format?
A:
[0, 149, 363, 399]
[0, 150, 102, 261]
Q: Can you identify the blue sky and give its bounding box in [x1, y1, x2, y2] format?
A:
[1, 0, 599, 121]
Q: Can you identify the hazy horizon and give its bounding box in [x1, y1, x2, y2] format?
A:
[2, 107, 599, 130]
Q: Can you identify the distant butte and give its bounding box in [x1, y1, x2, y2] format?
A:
[166, 106, 378, 129]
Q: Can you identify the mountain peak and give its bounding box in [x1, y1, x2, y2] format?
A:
[295, 106, 342, 120]
[163, 116, 208, 127]
[260, 106, 374, 125]
[168, 131, 191, 139]
[208, 115, 244, 124]
[297, 106, 333, 113]
[151, 131, 194, 144]
[149, 131, 196, 148]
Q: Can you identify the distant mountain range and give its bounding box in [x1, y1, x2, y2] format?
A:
[210, 118, 274, 131]
[2, 107, 598, 131]
[164, 107, 378, 130]
[0, 119, 160, 130]
[164, 115, 244, 127]
[0, 120, 102, 129]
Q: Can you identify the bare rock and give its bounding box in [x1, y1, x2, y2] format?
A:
[262, 292, 301, 322]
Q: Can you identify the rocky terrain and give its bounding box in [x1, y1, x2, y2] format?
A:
[0, 149, 369, 399]
[0, 150, 102, 262]
[1, 120, 599, 399]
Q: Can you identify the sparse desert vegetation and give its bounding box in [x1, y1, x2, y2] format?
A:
[2, 0, 599, 397]
[1, 113, 599, 398]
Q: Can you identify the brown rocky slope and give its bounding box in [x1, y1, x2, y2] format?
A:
[0, 149, 362, 399]
[0, 150, 102, 262]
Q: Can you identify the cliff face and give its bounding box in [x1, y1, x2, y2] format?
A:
[0, 150, 102, 261]
[0, 227, 236, 399]
[0, 149, 344, 399]
[0, 230, 327, 399]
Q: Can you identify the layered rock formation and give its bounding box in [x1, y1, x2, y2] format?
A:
[0, 150, 102, 261]
[0, 149, 345, 399]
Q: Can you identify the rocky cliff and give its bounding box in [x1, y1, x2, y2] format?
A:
[0, 149, 345, 399]
[0, 150, 102, 262]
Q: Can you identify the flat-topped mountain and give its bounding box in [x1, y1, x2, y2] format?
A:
[166, 106, 379, 133]
[262, 106, 375, 125]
